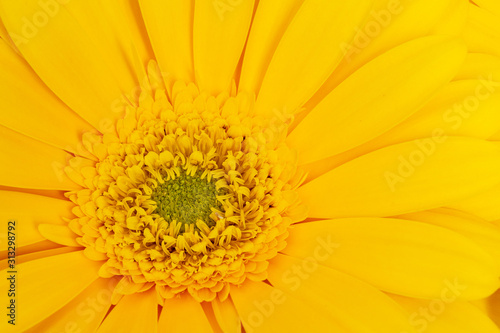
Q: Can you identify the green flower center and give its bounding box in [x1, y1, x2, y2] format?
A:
[151, 170, 223, 227]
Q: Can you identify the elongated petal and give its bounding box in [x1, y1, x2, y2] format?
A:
[97, 288, 157, 333]
[38, 224, 80, 247]
[97, 0, 154, 69]
[0, 0, 143, 131]
[463, 4, 500, 58]
[267, 254, 417, 332]
[447, 184, 500, 221]
[193, 0, 255, 94]
[0, 190, 73, 249]
[391, 294, 500, 333]
[474, 0, 500, 15]
[0, 247, 77, 270]
[26, 278, 117, 333]
[140, 0, 194, 86]
[288, 36, 467, 164]
[303, 0, 468, 111]
[0, 14, 12, 45]
[255, 0, 372, 117]
[0, 126, 78, 190]
[239, 0, 304, 95]
[1, 240, 63, 260]
[300, 53, 500, 181]
[367, 79, 500, 143]
[0, 251, 100, 332]
[482, 291, 500, 327]
[282, 218, 500, 300]
[454, 53, 500, 82]
[0, 186, 67, 200]
[230, 280, 346, 332]
[159, 294, 213, 333]
[300, 77, 500, 183]
[299, 137, 500, 218]
[0, 39, 95, 154]
[397, 208, 500, 259]
[212, 297, 241, 333]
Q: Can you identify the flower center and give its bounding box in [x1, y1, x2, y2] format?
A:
[151, 170, 223, 229]
[64, 61, 304, 303]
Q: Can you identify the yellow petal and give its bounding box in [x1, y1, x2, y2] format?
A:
[239, 0, 304, 95]
[140, 0, 194, 87]
[0, 251, 100, 332]
[0, 126, 79, 190]
[304, 0, 468, 111]
[454, 53, 500, 82]
[474, 0, 500, 16]
[396, 208, 500, 259]
[0, 37, 95, 155]
[288, 36, 467, 164]
[0, 190, 73, 249]
[391, 294, 500, 333]
[479, 290, 500, 327]
[0, 0, 141, 131]
[394, 79, 500, 138]
[447, 183, 500, 221]
[200, 302, 225, 333]
[490, 130, 500, 141]
[463, 4, 500, 58]
[26, 278, 118, 333]
[0, 14, 15, 48]
[38, 224, 80, 248]
[267, 254, 417, 333]
[212, 297, 241, 333]
[0, 185, 66, 200]
[299, 137, 500, 218]
[97, 288, 157, 333]
[375, 79, 500, 142]
[472, 295, 490, 315]
[301, 78, 500, 183]
[97, 0, 154, 71]
[255, 0, 372, 117]
[159, 294, 212, 333]
[0, 246, 77, 271]
[193, 0, 255, 95]
[282, 218, 500, 300]
[230, 280, 345, 332]
[1, 240, 63, 260]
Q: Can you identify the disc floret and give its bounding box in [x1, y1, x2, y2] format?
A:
[151, 170, 224, 229]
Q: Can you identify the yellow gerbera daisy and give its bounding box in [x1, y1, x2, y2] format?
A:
[1, 0, 500, 332]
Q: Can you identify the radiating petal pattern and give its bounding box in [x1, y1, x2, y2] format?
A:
[0, 1, 499, 332]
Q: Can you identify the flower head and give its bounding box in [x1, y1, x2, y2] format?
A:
[67, 76, 300, 303]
